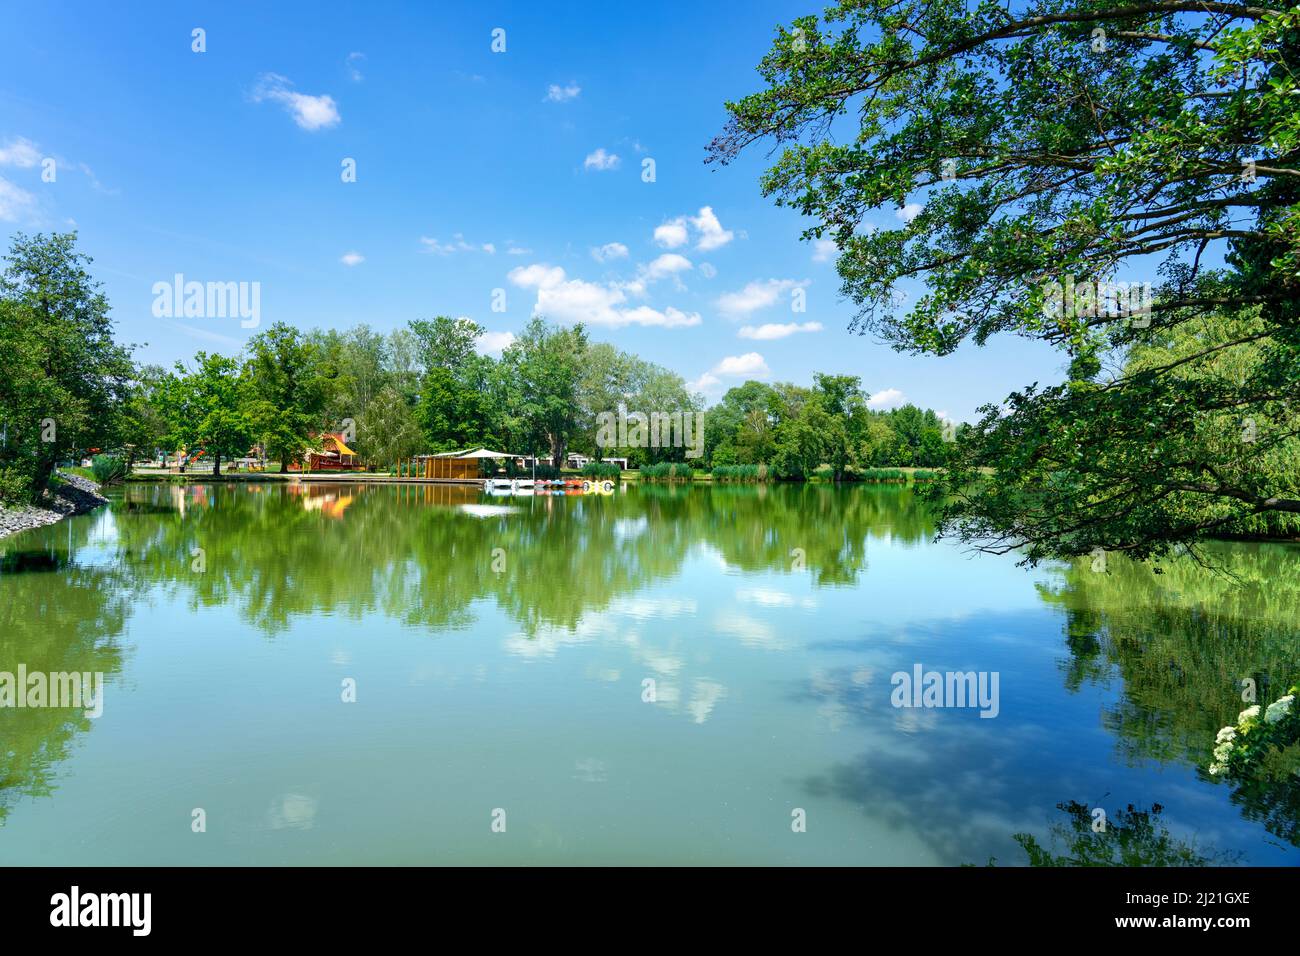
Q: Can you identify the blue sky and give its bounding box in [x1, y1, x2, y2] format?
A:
[0, 0, 1067, 421]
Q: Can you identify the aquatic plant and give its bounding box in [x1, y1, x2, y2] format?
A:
[639, 462, 693, 482]
[712, 464, 766, 483]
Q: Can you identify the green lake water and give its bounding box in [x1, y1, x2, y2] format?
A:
[1, 481, 1297, 865]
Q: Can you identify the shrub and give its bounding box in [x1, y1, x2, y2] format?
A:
[582, 461, 622, 478]
[857, 467, 907, 482]
[91, 454, 127, 485]
[0, 461, 40, 504]
[712, 463, 766, 482]
[640, 462, 693, 481]
[1208, 686, 1299, 778]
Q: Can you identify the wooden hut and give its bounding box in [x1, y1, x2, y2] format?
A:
[410, 448, 515, 480]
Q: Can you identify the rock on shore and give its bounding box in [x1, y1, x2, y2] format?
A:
[0, 472, 109, 540]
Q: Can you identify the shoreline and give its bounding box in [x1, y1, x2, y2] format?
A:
[0, 472, 109, 542]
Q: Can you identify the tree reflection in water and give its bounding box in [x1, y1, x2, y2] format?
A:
[103, 481, 935, 636]
[0, 520, 130, 823]
[3, 481, 1296, 861]
[1042, 545, 1300, 848]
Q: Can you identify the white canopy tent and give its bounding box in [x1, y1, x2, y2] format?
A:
[451, 448, 519, 459]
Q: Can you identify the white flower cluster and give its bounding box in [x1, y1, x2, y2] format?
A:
[1265, 694, 1295, 725]
[1208, 694, 1297, 776]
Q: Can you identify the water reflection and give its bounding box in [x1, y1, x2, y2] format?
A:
[1041, 546, 1300, 849]
[96, 482, 935, 636]
[1009, 801, 1242, 866]
[0, 524, 130, 824]
[0, 481, 1296, 863]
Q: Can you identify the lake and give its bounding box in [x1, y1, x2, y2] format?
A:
[1, 481, 1296, 865]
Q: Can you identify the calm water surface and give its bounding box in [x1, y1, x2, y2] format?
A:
[1, 481, 1297, 865]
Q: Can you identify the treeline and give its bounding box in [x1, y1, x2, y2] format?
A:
[0, 233, 705, 498]
[0, 232, 959, 501]
[703, 375, 961, 479]
[95, 310, 703, 480]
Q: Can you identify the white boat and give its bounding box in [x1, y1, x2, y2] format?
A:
[482, 477, 570, 497]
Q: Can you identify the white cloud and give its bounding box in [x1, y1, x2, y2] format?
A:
[508, 263, 567, 288]
[699, 263, 717, 279]
[77, 161, 112, 193]
[687, 371, 721, 393]
[716, 278, 807, 319]
[509, 264, 625, 326]
[591, 241, 629, 263]
[735, 587, 796, 608]
[584, 148, 620, 171]
[0, 139, 112, 192]
[545, 83, 581, 102]
[714, 352, 769, 377]
[476, 330, 516, 355]
[252, 73, 341, 130]
[419, 237, 456, 254]
[0, 137, 41, 168]
[653, 219, 689, 248]
[339, 251, 365, 266]
[0, 176, 36, 222]
[346, 52, 365, 82]
[689, 352, 771, 395]
[867, 388, 906, 410]
[508, 262, 701, 329]
[536, 280, 621, 325]
[617, 305, 702, 328]
[738, 321, 823, 340]
[656, 207, 735, 252]
[506, 243, 532, 255]
[0, 137, 110, 191]
[692, 206, 734, 251]
[812, 238, 837, 262]
[419, 233, 493, 255]
[896, 203, 923, 224]
[642, 253, 692, 282]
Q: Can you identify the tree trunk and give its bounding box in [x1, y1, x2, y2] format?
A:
[212, 454, 221, 477]
[550, 435, 566, 475]
[33, 457, 57, 503]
